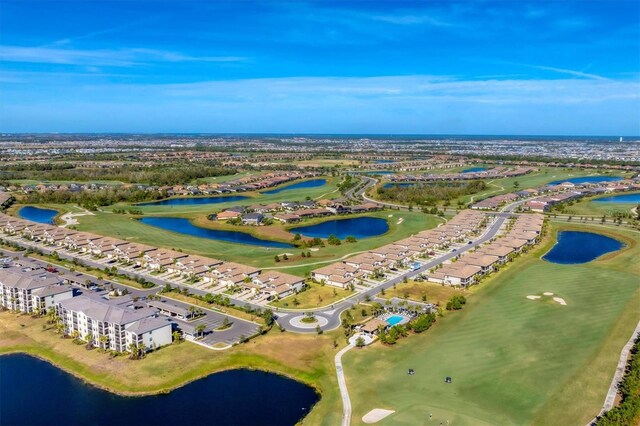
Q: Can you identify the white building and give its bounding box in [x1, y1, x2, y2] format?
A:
[57, 295, 172, 353]
[0, 266, 74, 313]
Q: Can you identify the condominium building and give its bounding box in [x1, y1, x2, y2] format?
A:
[57, 295, 172, 353]
[0, 266, 74, 313]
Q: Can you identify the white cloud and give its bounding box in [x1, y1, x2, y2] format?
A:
[0, 45, 247, 66]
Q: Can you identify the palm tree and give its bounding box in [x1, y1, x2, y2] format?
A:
[195, 324, 206, 338]
[99, 335, 109, 351]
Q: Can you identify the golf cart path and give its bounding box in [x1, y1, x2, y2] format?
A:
[336, 344, 355, 426]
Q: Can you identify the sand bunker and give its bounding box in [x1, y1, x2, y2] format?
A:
[528, 293, 567, 306]
[363, 409, 395, 424]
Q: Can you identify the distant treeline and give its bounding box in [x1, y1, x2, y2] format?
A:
[377, 180, 487, 205]
[0, 163, 236, 185]
[23, 187, 166, 210]
[466, 154, 640, 167]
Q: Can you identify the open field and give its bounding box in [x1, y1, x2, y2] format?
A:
[188, 171, 255, 184]
[380, 280, 464, 307]
[0, 312, 343, 425]
[270, 282, 355, 309]
[561, 191, 640, 217]
[343, 223, 640, 426]
[102, 176, 342, 216]
[74, 209, 442, 274]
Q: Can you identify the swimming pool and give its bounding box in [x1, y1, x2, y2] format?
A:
[386, 315, 405, 326]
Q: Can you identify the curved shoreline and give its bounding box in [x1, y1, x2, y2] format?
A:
[0, 346, 323, 403]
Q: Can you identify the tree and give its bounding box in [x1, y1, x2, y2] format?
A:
[355, 336, 366, 347]
[274, 255, 280, 262]
[316, 325, 323, 335]
[262, 309, 275, 327]
[345, 235, 357, 243]
[412, 313, 436, 333]
[195, 323, 206, 338]
[327, 234, 341, 245]
[446, 294, 467, 311]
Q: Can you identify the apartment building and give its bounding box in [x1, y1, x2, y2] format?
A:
[57, 295, 172, 353]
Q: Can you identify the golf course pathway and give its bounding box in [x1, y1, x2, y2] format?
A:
[336, 343, 355, 426]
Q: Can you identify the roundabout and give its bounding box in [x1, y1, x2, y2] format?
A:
[289, 314, 329, 329]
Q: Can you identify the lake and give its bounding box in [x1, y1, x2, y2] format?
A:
[543, 231, 623, 264]
[137, 195, 249, 206]
[546, 176, 623, 186]
[461, 167, 487, 173]
[0, 354, 318, 426]
[593, 193, 640, 203]
[261, 179, 326, 195]
[290, 217, 389, 239]
[139, 217, 293, 248]
[18, 206, 58, 224]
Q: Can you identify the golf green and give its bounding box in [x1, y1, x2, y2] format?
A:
[343, 224, 640, 425]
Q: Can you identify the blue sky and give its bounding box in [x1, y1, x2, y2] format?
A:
[1, 0, 639, 135]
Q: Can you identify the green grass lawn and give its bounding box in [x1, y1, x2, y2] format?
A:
[558, 191, 640, 217]
[269, 282, 354, 309]
[112, 176, 342, 216]
[342, 223, 640, 426]
[380, 280, 464, 307]
[74, 209, 442, 274]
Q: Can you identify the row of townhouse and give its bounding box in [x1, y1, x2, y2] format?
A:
[473, 178, 640, 211]
[388, 166, 537, 183]
[311, 210, 489, 288]
[0, 213, 305, 302]
[425, 214, 545, 287]
[215, 200, 381, 225]
[0, 261, 172, 353]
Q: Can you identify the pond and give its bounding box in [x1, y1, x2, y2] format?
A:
[0, 354, 318, 426]
[543, 231, 623, 264]
[139, 217, 293, 248]
[593, 193, 640, 204]
[546, 176, 623, 186]
[290, 217, 389, 239]
[18, 206, 58, 224]
[461, 167, 487, 173]
[261, 179, 326, 195]
[137, 195, 249, 206]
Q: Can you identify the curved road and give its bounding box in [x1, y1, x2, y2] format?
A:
[1, 179, 522, 334]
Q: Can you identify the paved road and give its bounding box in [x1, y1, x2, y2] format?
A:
[335, 344, 355, 426]
[1, 194, 523, 334]
[276, 204, 521, 333]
